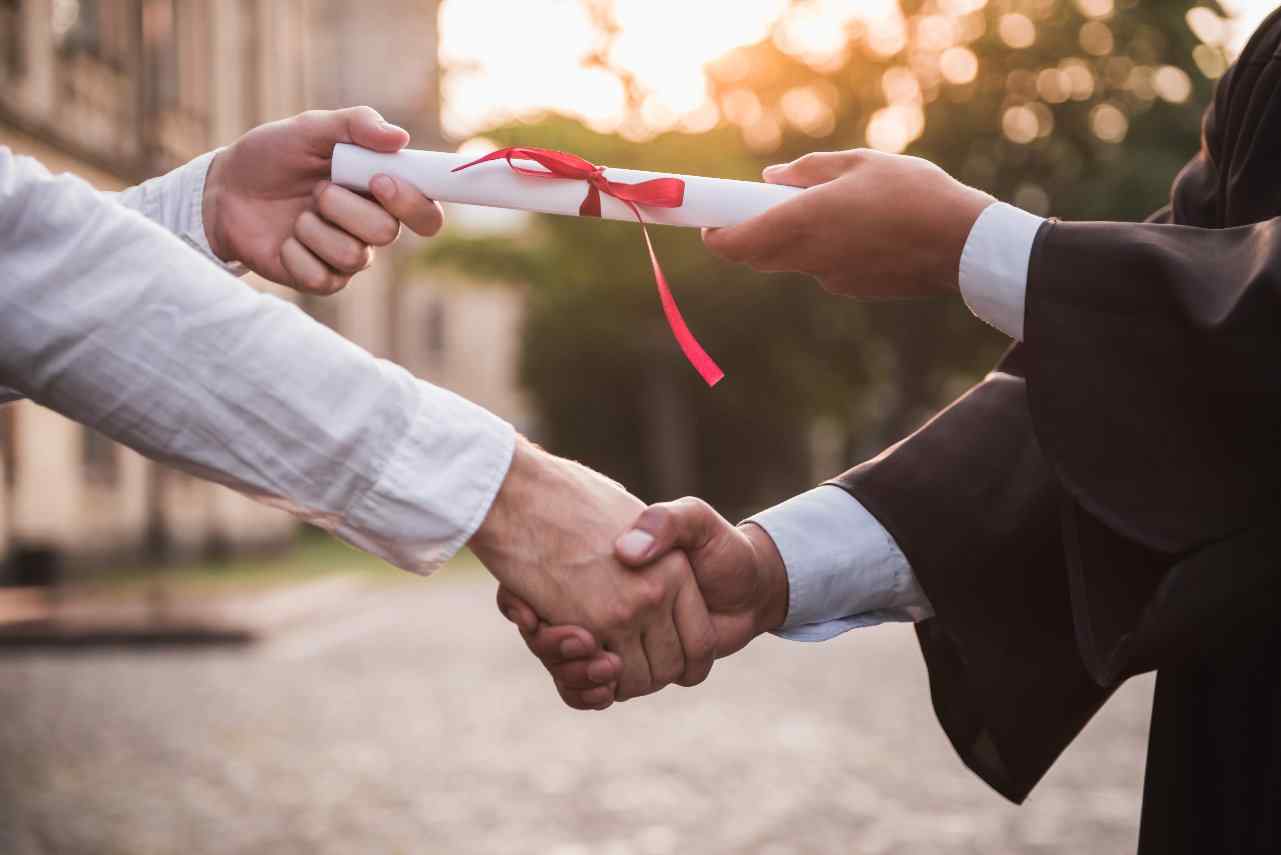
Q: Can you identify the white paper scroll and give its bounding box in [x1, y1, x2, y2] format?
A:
[331, 144, 804, 229]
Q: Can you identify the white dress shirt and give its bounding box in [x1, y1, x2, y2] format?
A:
[0, 147, 515, 574]
[753, 201, 1044, 642]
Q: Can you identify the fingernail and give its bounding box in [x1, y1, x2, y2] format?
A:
[560, 638, 586, 658]
[371, 175, 396, 199]
[616, 529, 655, 561]
[763, 164, 784, 175]
[587, 659, 616, 683]
[379, 120, 406, 134]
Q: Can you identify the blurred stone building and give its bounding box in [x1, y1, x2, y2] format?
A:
[0, 0, 530, 578]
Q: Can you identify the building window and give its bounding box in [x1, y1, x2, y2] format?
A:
[143, 0, 211, 162]
[82, 427, 120, 486]
[0, 406, 16, 488]
[55, 0, 131, 69]
[0, 0, 23, 82]
[425, 300, 448, 360]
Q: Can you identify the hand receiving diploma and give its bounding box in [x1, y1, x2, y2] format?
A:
[702, 149, 995, 300]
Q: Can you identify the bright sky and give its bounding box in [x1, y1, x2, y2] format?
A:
[438, 0, 1276, 140]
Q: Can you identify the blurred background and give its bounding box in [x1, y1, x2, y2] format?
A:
[0, 1, 1270, 852]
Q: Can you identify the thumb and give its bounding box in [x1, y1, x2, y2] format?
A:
[762, 150, 864, 188]
[302, 106, 410, 156]
[615, 497, 723, 566]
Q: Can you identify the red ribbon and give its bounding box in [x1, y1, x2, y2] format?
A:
[452, 147, 725, 387]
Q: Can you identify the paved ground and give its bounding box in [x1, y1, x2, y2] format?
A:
[0, 569, 1154, 855]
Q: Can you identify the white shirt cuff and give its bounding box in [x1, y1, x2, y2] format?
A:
[747, 485, 933, 643]
[337, 381, 516, 575]
[112, 150, 248, 277]
[958, 201, 1044, 341]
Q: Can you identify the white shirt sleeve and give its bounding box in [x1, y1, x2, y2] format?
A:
[747, 485, 934, 642]
[957, 201, 1044, 341]
[110, 149, 248, 276]
[0, 148, 515, 575]
[0, 150, 243, 404]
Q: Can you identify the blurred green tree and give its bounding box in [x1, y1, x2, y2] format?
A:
[426, 0, 1227, 514]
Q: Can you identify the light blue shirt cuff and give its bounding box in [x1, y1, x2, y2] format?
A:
[747, 485, 933, 643]
[957, 201, 1044, 341]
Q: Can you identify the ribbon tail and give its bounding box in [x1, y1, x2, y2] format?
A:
[580, 185, 602, 218]
[636, 218, 724, 387]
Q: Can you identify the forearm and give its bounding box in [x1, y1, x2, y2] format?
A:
[0, 151, 513, 573]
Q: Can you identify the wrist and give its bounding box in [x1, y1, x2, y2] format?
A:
[202, 149, 234, 264]
[471, 434, 541, 566]
[740, 522, 788, 634]
[936, 187, 995, 295]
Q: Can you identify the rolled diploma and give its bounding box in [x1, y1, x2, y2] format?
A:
[331, 143, 803, 229]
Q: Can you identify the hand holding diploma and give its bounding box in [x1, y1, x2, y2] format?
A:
[703, 149, 995, 299]
[203, 107, 445, 294]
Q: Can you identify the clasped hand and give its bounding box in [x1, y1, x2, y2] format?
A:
[480, 448, 790, 709]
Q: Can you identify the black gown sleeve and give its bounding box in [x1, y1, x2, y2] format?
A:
[832, 361, 1124, 802]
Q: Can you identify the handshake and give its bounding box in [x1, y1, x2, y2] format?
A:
[471, 436, 790, 710]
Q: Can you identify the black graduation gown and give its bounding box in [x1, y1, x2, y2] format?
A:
[830, 10, 1281, 853]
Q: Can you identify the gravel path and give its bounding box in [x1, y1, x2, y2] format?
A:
[0, 571, 1154, 855]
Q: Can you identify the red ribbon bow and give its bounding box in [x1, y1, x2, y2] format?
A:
[452, 147, 724, 387]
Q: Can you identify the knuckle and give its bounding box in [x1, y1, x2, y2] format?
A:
[676, 495, 710, 516]
[636, 576, 668, 610]
[600, 601, 634, 631]
[653, 664, 681, 688]
[314, 181, 334, 210]
[297, 109, 326, 129]
[374, 219, 401, 247]
[293, 210, 315, 240]
[685, 660, 713, 687]
[338, 242, 366, 272]
[314, 274, 346, 295]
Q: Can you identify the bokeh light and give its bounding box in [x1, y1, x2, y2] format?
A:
[998, 13, 1036, 49]
[939, 46, 979, 84]
[439, 0, 1276, 158]
[1090, 102, 1129, 142]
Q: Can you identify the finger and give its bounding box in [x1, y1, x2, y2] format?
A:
[673, 578, 716, 688]
[701, 201, 808, 267]
[524, 624, 604, 665]
[279, 236, 349, 295]
[495, 586, 540, 634]
[557, 682, 616, 711]
[548, 651, 623, 690]
[294, 210, 374, 275]
[615, 497, 723, 566]
[314, 182, 401, 246]
[370, 175, 445, 237]
[613, 635, 653, 702]
[299, 106, 410, 157]
[641, 615, 685, 691]
[762, 149, 866, 188]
